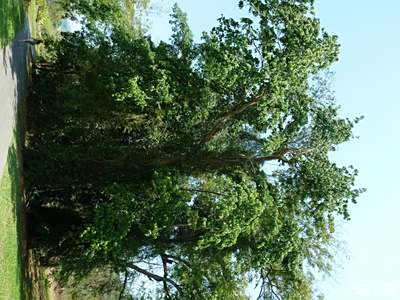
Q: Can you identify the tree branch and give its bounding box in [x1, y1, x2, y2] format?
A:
[127, 263, 183, 295]
[257, 271, 282, 300]
[201, 93, 265, 143]
[254, 146, 315, 164]
[158, 230, 204, 245]
[33, 64, 77, 74]
[118, 270, 129, 300]
[165, 254, 192, 269]
[254, 148, 292, 164]
[161, 255, 172, 299]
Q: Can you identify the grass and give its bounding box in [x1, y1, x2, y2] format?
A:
[27, 0, 61, 56]
[0, 0, 24, 47]
[0, 2, 42, 298]
[0, 0, 28, 296]
[1, 0, 66, 298]
[0, 140, 50, 298]
[27, 0, 39, 38]
[0, 136, 25, 300]
[1, 1, 78, 298]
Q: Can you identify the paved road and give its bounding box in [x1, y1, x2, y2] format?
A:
[0, 18, 30, 179]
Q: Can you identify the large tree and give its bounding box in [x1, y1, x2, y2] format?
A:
[26, 0, 362, 299]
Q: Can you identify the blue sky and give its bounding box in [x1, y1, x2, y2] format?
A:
[147, 1, 400, 299]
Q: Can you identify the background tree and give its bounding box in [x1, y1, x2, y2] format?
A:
[61, 0, 150, 25]
[25, 0, 363, 299]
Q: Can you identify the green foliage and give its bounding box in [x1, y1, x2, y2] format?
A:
[80, 185, 137, 262]
[25, 1, 363, 299]
[61, 266, 130, 299]
[61, 0, 149, 27]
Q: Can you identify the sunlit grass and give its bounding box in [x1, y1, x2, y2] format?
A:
[27, 0, 62, 56]
[0, 138, 24, 299]
[0, 1, 59, 299]
[0, 137, 48, 299]
[0, 1, 27, 297]
[27, 0, 38, 38]
[0, 0, 24, 47]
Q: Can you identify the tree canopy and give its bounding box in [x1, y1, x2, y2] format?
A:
[25, 0, 363, 299]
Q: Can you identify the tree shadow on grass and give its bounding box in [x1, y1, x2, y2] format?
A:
[0, 0, 24, 47]
[0, 0, 33, 297]
[6, 114, 38, 300]
[0, 134, 26, 299]
[1, 40, 32, 300]
[4, 131, 30, 300]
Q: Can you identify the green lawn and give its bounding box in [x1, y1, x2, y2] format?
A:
[0, 0, 24, 47]
[0, 1, 63, 298]
[0, 136, 44, 300]
[0, 0, 27, 298]
[0, 0, 27, 297]
[0, 137, 25, 300]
